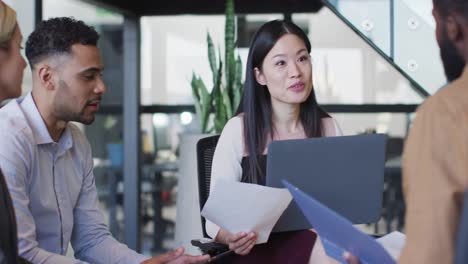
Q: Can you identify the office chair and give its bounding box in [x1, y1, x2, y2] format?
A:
[454, 190, 468, 264]
[196, 135, 220, 238]
[192, 135, 230, 257]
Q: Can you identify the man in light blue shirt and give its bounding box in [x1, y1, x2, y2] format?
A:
[0, 17, 208, 264]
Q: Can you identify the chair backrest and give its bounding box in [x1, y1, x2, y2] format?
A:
[385, 137, 404, 161]
[454, 190, 468, 264]
[196, 135, 220, 238]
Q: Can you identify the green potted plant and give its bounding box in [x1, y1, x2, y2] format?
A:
[190, 0, 243, 133]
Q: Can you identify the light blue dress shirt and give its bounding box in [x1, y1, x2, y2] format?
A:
[0, 93, 147, 264]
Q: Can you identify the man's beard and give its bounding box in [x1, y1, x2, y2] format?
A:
[440, 29, 466, 82]
[55, 79, 96, 125]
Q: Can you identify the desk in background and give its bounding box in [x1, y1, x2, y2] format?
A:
[97, 160, 178, 252]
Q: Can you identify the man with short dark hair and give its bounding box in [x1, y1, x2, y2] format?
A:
[0, 17, 208, 264]
[345, 0, 468, 263]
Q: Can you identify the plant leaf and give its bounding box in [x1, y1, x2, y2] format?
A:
[224, 0, 235, 92]
[233, 55, 243, 113]
[207, 32, 218, 86]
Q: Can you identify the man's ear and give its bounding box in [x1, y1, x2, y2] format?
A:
[254, 67, 267, 86]
[37, 64, 55, 91]
[445, 15, 464, 49]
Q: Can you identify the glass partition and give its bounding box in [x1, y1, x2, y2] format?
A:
[324, 0, 445, 94]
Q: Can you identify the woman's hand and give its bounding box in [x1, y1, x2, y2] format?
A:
[216, 229, 257, 255]
[343, 252, 361, 264]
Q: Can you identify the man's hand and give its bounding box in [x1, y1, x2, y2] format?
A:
[141, 247, 210, 264]
[343, 252, 361, 264]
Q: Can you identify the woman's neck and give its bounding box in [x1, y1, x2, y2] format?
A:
[271, 100, 302, 137]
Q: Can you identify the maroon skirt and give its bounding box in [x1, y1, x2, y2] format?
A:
[228, 230, 317, 264]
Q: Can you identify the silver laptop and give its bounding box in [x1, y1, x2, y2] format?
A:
[266, 134, 387, 232]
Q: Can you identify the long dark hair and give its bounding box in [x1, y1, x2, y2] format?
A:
[236, 20, 329, 184]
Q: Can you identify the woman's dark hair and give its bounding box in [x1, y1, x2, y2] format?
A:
[236, 19, 329, 184]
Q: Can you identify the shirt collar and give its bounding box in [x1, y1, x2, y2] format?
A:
[57, 126, 73, 154]
[20, 93, 73, 151]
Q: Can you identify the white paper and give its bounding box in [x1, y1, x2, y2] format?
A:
[201, 181, 292, 244]
[377, 231, 406, 260]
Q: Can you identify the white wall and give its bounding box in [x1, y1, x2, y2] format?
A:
[141, 15, 225, 105]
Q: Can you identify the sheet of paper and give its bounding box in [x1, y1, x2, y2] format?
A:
[377, 231, 406, 260]
[201, 180, 292, 244]
[283, 180, 395, 264]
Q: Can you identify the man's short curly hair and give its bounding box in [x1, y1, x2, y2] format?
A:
[434, 0, 468, 18]
[25, 17, 99, 68]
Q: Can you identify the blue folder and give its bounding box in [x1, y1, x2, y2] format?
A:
[282, 180, 395, 264]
